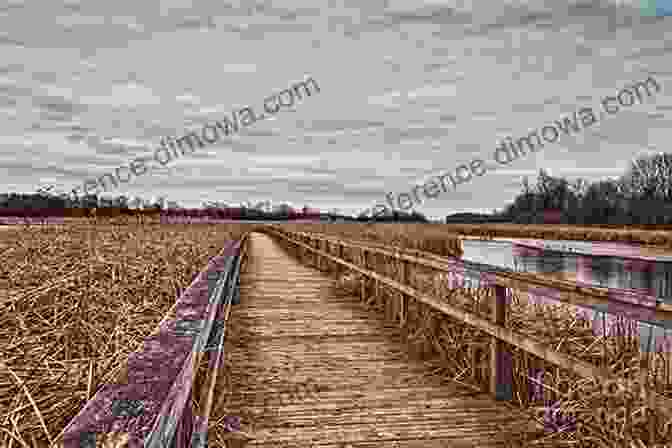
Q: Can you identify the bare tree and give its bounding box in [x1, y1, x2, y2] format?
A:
[621, 153, 672, 201]
[569, 178, 589, 198]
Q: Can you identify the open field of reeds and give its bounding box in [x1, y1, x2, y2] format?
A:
[0, 221, 254, 447]
[4, 220, 672, 447]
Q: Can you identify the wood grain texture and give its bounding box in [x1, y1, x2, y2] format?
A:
[214, 233, 535, 448]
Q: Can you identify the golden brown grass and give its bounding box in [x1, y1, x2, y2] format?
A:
[277, 222, 464, 258]
[0, 220, 254, 447]
[5, 219, 672, 447]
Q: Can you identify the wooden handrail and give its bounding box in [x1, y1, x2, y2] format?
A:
[192, 232, 250, 446]
[283, 228, 672, 324]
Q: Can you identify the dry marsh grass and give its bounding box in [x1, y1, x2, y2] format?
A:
[5, 220, 672, 447]
[0, 220, 254, 447]
[277, 222, 463, 258]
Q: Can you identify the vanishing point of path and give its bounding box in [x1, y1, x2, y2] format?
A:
[221, 232, 535, 447]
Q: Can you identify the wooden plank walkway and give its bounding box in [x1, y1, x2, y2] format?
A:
[220, 232, 536, 447]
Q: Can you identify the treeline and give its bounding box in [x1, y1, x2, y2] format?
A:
[168, 206, 429, 221]
[0, 191, 161, 220]
[0, 190, 157, 209]
[0, 191, 345, 222]
[495, 152, 672, 226]
[357, 210, 429, 223]
[166, 206, 331, 221]
[445, 212, 510, 224]
[0, 188, 433, 222]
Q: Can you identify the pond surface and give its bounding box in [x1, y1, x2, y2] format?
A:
[462, 238, 672, 353]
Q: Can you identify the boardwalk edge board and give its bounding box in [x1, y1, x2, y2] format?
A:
[53, 235, 249, 448]
[263, 227, 672, 418]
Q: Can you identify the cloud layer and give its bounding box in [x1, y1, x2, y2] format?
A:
[0, 0, 670, 218]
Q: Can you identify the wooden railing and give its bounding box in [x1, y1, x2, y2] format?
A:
[286, 229, 672, 321]
[263, 226, 672, 439]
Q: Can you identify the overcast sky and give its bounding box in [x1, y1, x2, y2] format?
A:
[0, 0, 671, 219]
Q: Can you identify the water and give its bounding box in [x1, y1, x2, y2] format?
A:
[462, 238, 672, 352]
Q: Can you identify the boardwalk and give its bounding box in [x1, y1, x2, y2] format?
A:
[220, 232, 536, 448]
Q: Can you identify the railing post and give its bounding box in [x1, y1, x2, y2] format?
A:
[323, 239, 327, 270]
[491, 285, 513, 400]
[405, 260, 410, 288]
[399, 258, 408, 285]
[400, 293, 408, 328]
[339, 243, 344, 274]
[311, 237, 316, 267]
[470, 345, 478, 384]
[399, 257, 409, 327]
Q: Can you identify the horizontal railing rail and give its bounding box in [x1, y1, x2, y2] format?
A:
[287, 228, 672, 325]
[189, 232, 248, 447]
